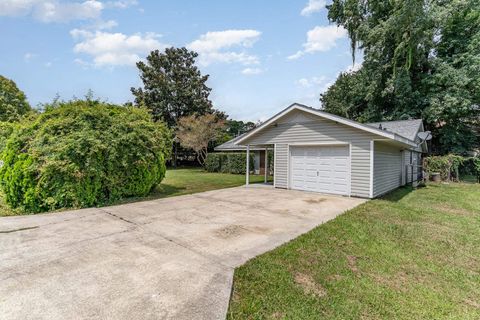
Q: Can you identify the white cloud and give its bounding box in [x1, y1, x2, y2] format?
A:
[295, 76, 327, 88]
[106, 0, 138, 9]
[0, 0, 135, 23]
[241, 68, 263, 75]
[187, 29, 261, 66]
[44, 61, 53, 67]
[301, 0, 326, 16]
[24, 52, 37, 62]
[71, 29, 168, 67]
[34, 0, 103, 22]
[91, 19, 118, 30]
[288, 25, 347, 60]
[0, 0, 39, 16]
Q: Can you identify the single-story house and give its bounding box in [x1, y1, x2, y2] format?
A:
[214, 134, 270, 175]
[230, 103, 427, 198]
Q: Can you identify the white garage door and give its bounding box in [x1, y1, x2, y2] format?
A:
[290, 145, 350, 195]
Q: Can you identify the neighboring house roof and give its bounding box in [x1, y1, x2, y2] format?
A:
[214, 133, 265, 151]
[235, 103, 418, 148]
[367, 119, 423, 142]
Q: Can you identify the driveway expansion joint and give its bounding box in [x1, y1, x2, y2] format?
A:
[0, 226, 39, 234]
[100, 208, 138, 225]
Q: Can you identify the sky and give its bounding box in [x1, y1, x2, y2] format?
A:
[0, 0, 360, 122]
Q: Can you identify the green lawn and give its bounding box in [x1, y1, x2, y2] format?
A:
[150, 167, 267, 199]
[0, 167, 266, 216]
[228, 183, 480, 320]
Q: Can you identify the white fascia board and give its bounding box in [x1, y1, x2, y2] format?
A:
[235, 103, 417, 147]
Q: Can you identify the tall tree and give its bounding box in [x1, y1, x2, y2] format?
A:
[176, 114, 225, 166]
[131, 47, 214, 127]
[0, 75, 31, 122]
[321, 0, 480, 154]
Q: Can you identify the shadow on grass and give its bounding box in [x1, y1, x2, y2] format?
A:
[152, 184, 186, 197]
[381, 186, 414, 202]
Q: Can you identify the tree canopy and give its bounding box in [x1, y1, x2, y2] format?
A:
[0, 75, 31, 122]
[131, 47, 215, 127]
[321, 0, 480, 154]
[176, 113, 225, 166]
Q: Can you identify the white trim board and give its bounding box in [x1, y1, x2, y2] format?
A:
[369, 140, 374, 198]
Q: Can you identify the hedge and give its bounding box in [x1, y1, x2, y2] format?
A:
[0, 100, 172, 213]
[205, 152, 254, 174]
[423, 154, 480, 182]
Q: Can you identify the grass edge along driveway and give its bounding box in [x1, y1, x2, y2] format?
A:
[0, 168, 267, 216]
[228, 183, 480, 320]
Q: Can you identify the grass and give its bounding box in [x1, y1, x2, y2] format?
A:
[228, 183, 480, 320]
[0, 167, 267, 216]
[150, 167, 267, 199]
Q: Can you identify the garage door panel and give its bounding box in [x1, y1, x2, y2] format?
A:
[290, 145, 350, 195]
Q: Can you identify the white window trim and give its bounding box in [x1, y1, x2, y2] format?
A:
[369, 140, 374, 198]
[273, 144, 277, 188]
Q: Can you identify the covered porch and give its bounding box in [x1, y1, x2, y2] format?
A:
[245, 144, 274, 186]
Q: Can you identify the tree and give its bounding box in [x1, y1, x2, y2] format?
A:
[226, 120, 256, 137]
[176, 114, 225, 166]
[321, 0, 480, 154]
[131, 47, 214, 127]
[0, 75, 31, 122]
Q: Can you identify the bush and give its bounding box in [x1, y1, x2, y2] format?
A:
[205, 152, 253, 174]
[424, 154, 480, 182]
[0, 100, 171, 213]
[424, 155, 464, 181]
[0, 121, 15, 153]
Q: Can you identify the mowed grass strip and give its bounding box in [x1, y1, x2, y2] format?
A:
[228, 183, 480, 320]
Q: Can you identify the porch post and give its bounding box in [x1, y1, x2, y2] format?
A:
[264, 148, 268, 183]
[246, 145, 250, 186]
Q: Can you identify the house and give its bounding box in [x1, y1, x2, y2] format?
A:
[214, 134, 269, 175]
[231, 103, 427, 198]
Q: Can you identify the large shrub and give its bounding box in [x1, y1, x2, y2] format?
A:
[0, 121, 15, 153]
[0, 101, 171, 213]
[424, 154, 480, 182]
[205, 152, 256, 174]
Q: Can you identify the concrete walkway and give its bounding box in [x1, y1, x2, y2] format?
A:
[0, 186, 366, 320]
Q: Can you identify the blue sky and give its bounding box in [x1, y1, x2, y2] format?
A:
[0, 0, 359, 121]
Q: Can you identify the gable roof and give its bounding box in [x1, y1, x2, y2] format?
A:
[235, 103, 418, 148]
[367, 119, 423, 141]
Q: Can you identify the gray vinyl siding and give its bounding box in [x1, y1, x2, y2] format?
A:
[274, 144, 288, 188]
[373, 142, 402, 197]
[404, 150, 422, 184]
[243, 111, 380, 198]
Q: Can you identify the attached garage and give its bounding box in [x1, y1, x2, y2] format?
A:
[290, 145, 350, 195]
[230, 103, 427, 199]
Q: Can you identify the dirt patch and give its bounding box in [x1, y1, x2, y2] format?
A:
[326, 274, 344, 281]
[347, 255, 360, 274]
[294, 272, 327, 298]
[270, 312, 285, 319]
[215, 225, 245, 239]
[464, 298, 480, 309]
[371, 272, 409, 292]
[304, 198, 327, 204]
[432, 204, 473, 216]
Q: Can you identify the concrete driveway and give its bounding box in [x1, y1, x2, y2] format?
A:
[0, 186, 365, 320]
